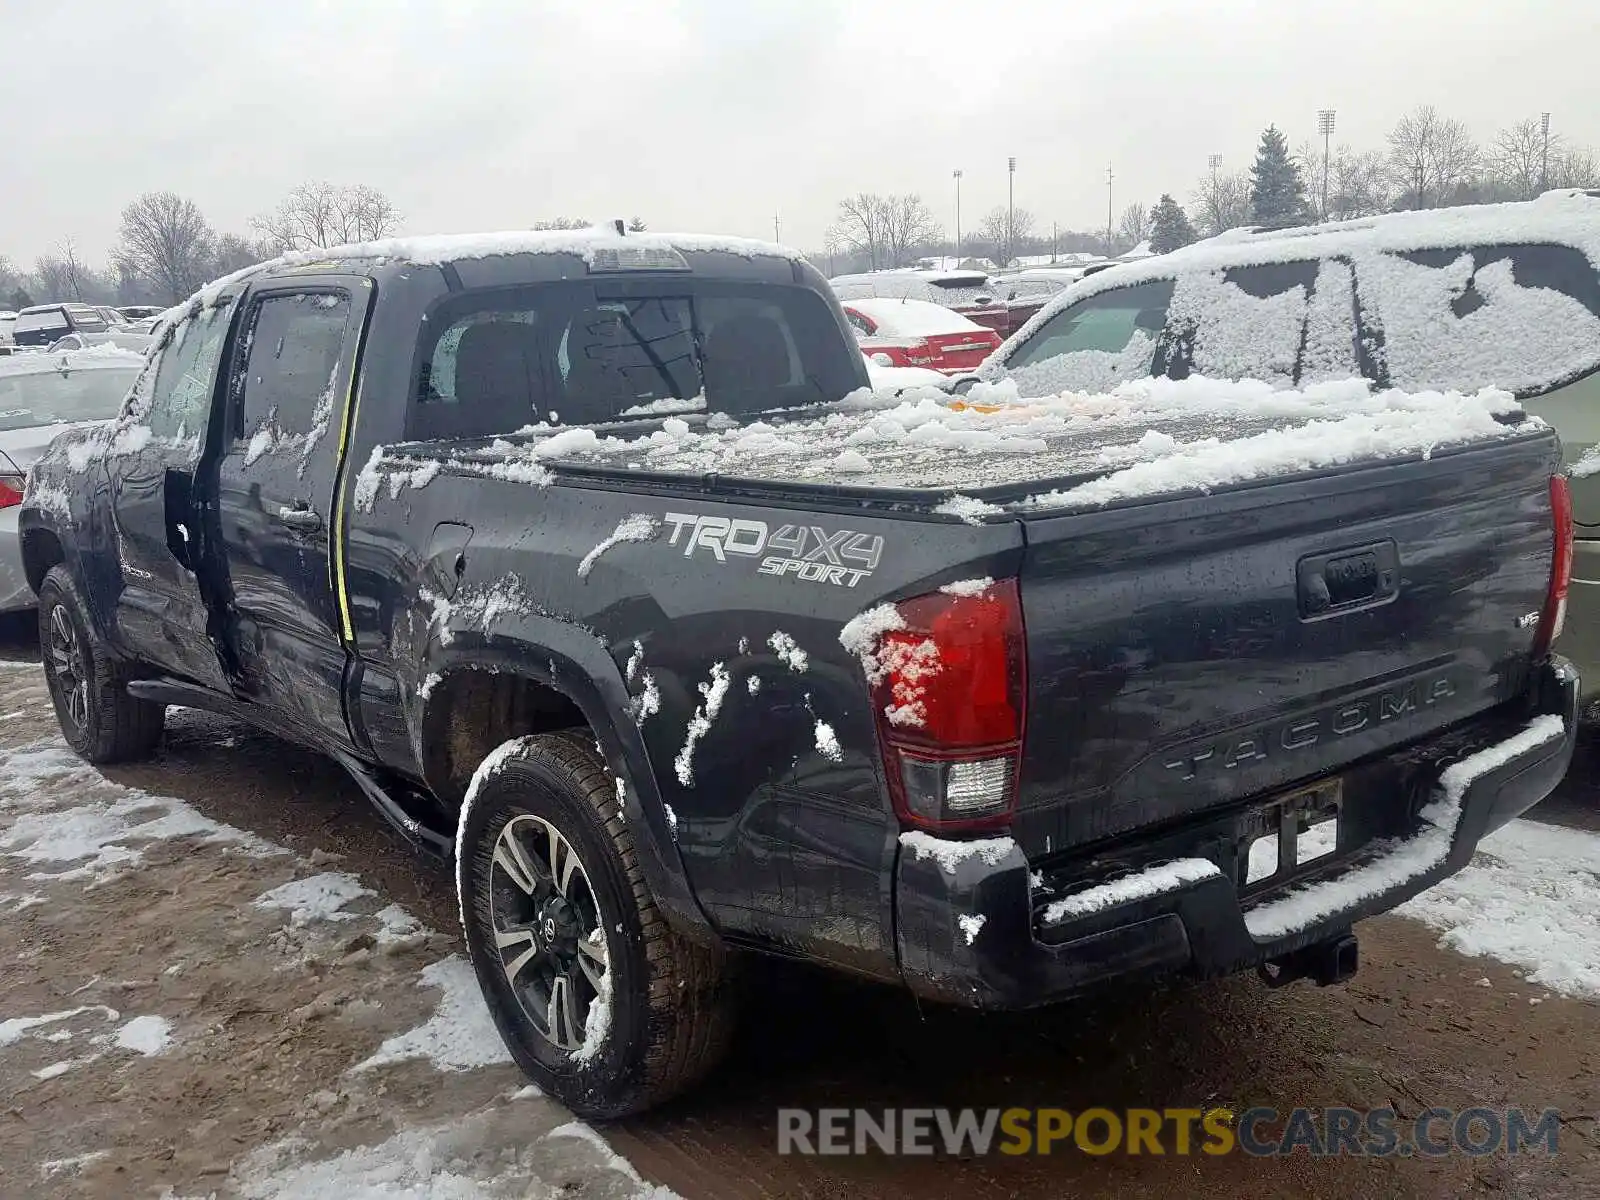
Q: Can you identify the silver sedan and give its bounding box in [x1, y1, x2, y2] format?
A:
[0, 350, 144, 612]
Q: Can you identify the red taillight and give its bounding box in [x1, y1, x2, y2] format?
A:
[1534, 474, 1574, 659]
[0, 473, 23, 510]
[847, 579, 1027, 832]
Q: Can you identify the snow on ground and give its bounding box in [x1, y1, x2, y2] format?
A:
[0, 743, 279, 885]
[255, 872, 375, 926]
[1398, 818, 1600, 998]
[356, 957, 514, 1074]
[0, 706, 667, 1199]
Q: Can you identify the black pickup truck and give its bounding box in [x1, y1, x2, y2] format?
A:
[18, 227, 1579, 1118]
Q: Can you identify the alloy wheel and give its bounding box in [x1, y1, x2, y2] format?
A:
[47, 605, 89, 731]
[490, 813, 610, 1053]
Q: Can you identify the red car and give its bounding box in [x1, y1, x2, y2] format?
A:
[842, 297, 1003, 374]
[829, 270, 1011, 333]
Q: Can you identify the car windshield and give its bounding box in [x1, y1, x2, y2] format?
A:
[0, 363, 139, 431]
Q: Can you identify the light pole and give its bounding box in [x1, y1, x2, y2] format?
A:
[1542, 112, 1552, 193]
[1007, 156, 1016, 268]
[953, 169, 963, 266]
[1318, 110, 1336, 221]
[1105, 162, 1114, 253]
[773, 213, 780, 242]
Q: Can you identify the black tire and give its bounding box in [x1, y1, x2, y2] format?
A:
[457, 732, 736, 1119]
[38, 565, 164, 764]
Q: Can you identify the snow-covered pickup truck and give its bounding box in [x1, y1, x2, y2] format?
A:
[16, 226, 1579, 1118]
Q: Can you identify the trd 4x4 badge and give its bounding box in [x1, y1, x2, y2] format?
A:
[663, 512, 883, 587]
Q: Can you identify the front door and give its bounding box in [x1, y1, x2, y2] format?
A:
[106, 303, 236, 690]
[213, 282, 365, 741]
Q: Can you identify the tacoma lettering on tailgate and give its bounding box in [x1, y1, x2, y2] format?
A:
[1162, 671, 1458, 781]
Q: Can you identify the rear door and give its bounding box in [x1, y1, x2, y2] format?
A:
[106, 306, 236, 689]
[214, 280, 368, 740]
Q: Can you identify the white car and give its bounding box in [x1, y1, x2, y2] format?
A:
[0, 310, 16, 348]
[0, 348, 144, 612]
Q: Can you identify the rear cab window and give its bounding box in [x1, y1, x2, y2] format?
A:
[409, 279, 862, 440]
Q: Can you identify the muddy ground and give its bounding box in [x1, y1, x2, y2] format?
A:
[1, 613, 1597, 1199]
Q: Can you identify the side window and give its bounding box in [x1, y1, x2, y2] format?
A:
[1358, 243, 1600, 395]
[1166, 261, 1317, 387]
[1298, 260, 1360, 384]
[147, 304, 233, 440]
[843, 309, 874, 337]
[234, 292, 350, 472]
[1003, 280, 1173, 397]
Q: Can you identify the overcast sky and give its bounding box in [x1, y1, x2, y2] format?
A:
[3, 0, 1598, 268]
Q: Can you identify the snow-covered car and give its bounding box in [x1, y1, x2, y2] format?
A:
[10, 302, 110, 348]
[0, 347, 143, 612]
[844, 297, 1002, 375]
[0, 310, 16, 347]
[48, 331, 154, 354]
[116, 305, 165, 322]
[992, 268, 1089, 333]
[829, 269, 1010, 333]
[976, 189, 1600, 694]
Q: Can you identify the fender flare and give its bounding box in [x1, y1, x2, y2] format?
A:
[418, 614, 715, 943]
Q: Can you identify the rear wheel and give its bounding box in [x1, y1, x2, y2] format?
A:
[456, 732, 736, 1118]
[38, 565, 164, 763]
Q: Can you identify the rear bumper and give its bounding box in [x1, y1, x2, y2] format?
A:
[894, 657, 1579, 1008]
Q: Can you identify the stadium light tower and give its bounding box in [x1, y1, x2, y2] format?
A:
[1318, 109, 1336, 220]
[953, 169, 963, 265]
[1007, 157, 1017, 267]
[1542, 112, 1552, 192]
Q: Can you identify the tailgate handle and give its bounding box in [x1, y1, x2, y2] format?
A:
[1297, 540, 1399, 618]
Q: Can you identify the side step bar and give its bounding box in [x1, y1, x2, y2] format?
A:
[126, 677, 455, 860]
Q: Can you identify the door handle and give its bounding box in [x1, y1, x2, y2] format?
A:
[276, 504, 324, 533]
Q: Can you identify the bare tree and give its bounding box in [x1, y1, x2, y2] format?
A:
[1487, 118, 1556, 202]
[829, 193, 889, 272]
[977, 205, 1034, 267]
[1190, 167, 1252, 236]
[879, 194, 941, 268]
[252, 181, 401, 252]
[32, 238, 95, 301]
[533, 217, 591, 231]
[1329, 149, 1394, 219]
[211, 232, 264, 276]
[1551, 146, 1600, 190]
[1116, 202, 1153, 251]
[114, 191, 217, 303]
[1386, 106, 1478, 209]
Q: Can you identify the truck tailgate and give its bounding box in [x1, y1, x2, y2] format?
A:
[1012, 432, 1562, 860]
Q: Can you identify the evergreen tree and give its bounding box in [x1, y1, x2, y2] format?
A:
[1149, 194, 1198, 253]
[627, 216, 647, 232]
[1249, 125, 1311, 228]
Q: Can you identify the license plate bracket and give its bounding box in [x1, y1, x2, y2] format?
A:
[1238, 778, 1343, 892]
